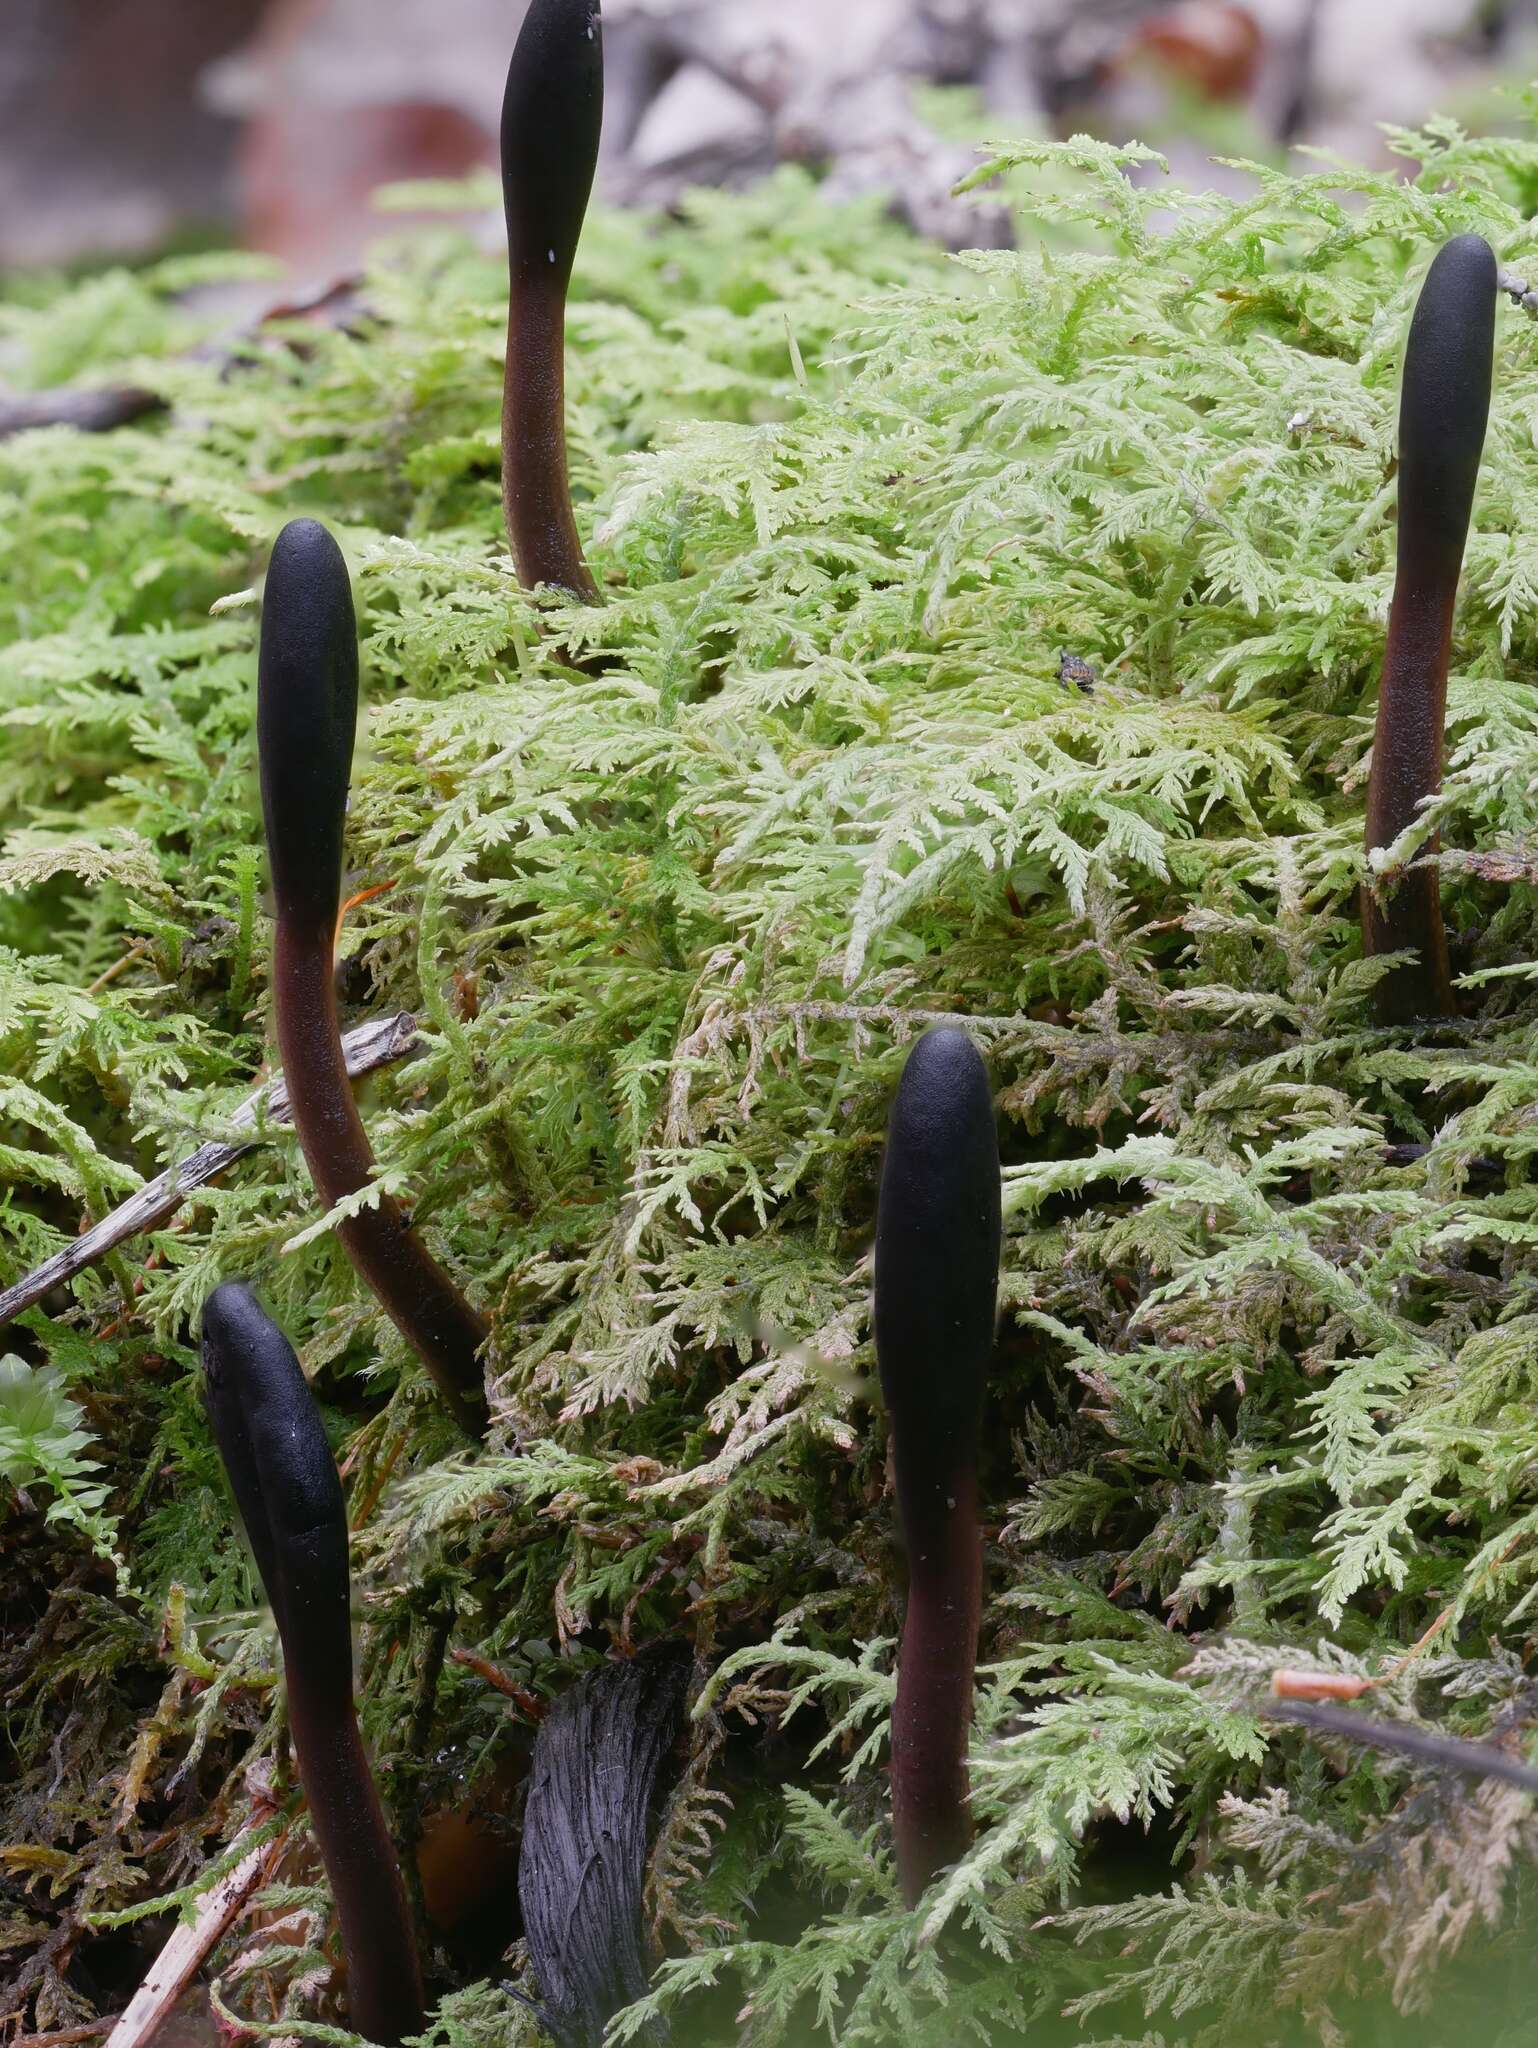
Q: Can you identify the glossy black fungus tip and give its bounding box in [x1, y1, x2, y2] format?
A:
[200, 1284, 423, 2044]
[1362, 232, 1498, 1025]
[257, 518, 360, 936]
[873, 1027, 1001, 1465]
[1397, 233, 1497, 560]
[199, 1279, 349, 1659]
[501, 0, 603, 293]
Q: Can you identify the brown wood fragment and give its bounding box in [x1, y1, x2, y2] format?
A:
[0, 386, 164, 439]
[517, 1648, 689, 2047]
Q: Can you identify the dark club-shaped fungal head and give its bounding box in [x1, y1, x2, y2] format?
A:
[501, 0, 603, 299]
[873, 1027, 1001, 1904]
[257, 518, 359, 942]
[200, 1280, 350, 1693]
[1393, 233, 1496, 580]
[200, 1282, 426, 2046]
[874, 1027, 1001, 1496]
[1363, 233, 1497, 1025]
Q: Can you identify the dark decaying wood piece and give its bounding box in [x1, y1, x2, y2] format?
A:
[500, 0, 603, 597]
[1267, 1698, 1538, 1794]
[0, 384, 164, 438]
[199, 1281, 425, 2047]
[258, 517, 489, 1437]
[517, 1648, 689, 2046]
[874, 1026, 1001, 1905]
[1362, 232, 1496, 1025]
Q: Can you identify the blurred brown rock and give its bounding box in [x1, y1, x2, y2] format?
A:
[0, 0, 264, 266]
[603, 0, 1026, 243]
[0, 0, 1523, 273]
[1133, 3, 1266, 99]
[207, 0, 506, 274]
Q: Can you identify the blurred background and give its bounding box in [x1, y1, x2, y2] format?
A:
[1, 0, 1535, 280]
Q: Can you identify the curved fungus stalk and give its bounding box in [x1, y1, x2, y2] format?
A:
[873, 1027, 1002, 1906]
[1363, 231, 1496, 1025]
[259, 517, 488, 1437]
[501, 0, 603, 598]
[200, 1282, 426, 2048]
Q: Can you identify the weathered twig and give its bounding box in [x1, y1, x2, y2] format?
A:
[0, 1011, 419, 1330]
[13, 2023, 120, 2048]
[1267, 1698, 1538, 1793]
[104, 1821, 280, 2048]
[0, 384, 165, 439]
[449, 1646, 546, 1718]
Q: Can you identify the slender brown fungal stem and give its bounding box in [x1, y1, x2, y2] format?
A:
[873, 1027, 1001, 1905]
[259, 518, 488, 1437]
[200, 1282, 426, 2047]
[500, 0, 603, 597]
[1363, 232, 1496, 1025]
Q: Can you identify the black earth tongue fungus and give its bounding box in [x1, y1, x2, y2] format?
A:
[500, 0, 603, 599]
[200, 1281, 426, 2047]
[873, 1027, 1002, 1907]
[1363, 232, 1497, 1027]
[258, 518, 489, 1439]
[516, 1649, 689, 2047]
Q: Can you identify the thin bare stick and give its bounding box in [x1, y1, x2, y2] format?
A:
[86, 939, 153, 997]
[1267, 1699, 1538, 1793]
[0, 1012, 419, 1330]
[104, 1825, 279, 2048]
[449, 1647, 546, 1719]
[0, 384, 164, 439]
[13, 2023, 120, 2048]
